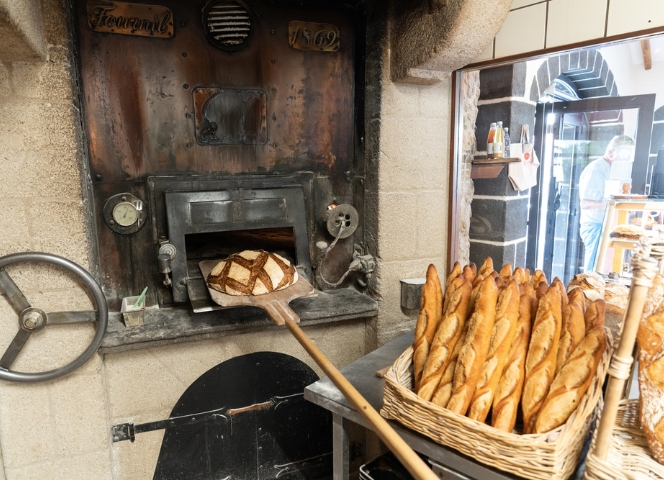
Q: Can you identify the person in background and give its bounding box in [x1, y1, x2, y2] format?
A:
[579, 135, 635, 272]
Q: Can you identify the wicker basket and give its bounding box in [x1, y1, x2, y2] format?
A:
[584, 399, 664, 480]
[381, 342, 612, 480]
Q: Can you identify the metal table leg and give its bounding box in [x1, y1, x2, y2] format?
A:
[333, 413, 350, 480]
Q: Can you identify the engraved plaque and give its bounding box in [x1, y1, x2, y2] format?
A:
[87, 1, 174, 38]
[288, 21, 340, 52]
[192, 88, 267, 145]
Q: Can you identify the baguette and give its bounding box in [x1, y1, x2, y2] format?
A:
[468, 274, 485, 312]
[584, 299, 605, 332]
[446, 276, 499, 415]
[499, 264, 512, 283]
[462, 264, 477, 283]
[446, 262, 462, 290]
[524, 268, 531, 284]
[513, 267, 526, 285]
[534, 326, 606, 433]
[431, 332, 465, 408]
[413, 264, 443, 390]
[551, 278, 568, 309]
[637, 310, 664, 463]
[479, 257, 494, 277]
[536, 281, 548, 300]
[468, 279, 520, 422]
[418, 277, 472, 401]
[531, 270, 547, 289]
[568, 288, 586, 313]
[522, 281, 538, 320]
[492, 292, 533, 432]
[555, 302, 585, 375]
[643, 273, 664, 320]
[522, 285, 563, 433]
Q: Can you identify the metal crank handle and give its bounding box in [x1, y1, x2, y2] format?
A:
[263, 303, 437, 480]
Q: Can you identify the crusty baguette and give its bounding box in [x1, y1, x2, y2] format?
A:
[555, 302, 586, 375]
[551, 278, 568, 308]
[513, 267, 526, 285]
[522, 285, 563, 433]
[446, 262, 462, 290]
[524, 268, 531, 284]
[446, 276, 499, 415]
[431, 331, 465, 408]
[462, 264, 476, 284]
[568, 288, 586, 313]
[584, 299, 605, 332]
[468, 274, 485, 312]
[418, 277, 472, 401]
[638, 310, 664, 463]
[468, 279, 520, 422]
[522, 281, 538, 320]
[413, 264, 443, 390]
[478, 257, 494, 277]
[536, 281, 549, 300]
[492, 292, 533, 432]
[499, 264, 512, 283]
[534, 326, 606, 433]
[531, 270, 547, 289]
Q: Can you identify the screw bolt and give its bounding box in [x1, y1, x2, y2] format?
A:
[23, 312, 42, 329]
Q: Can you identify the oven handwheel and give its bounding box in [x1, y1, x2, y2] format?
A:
[0, 252, 108, 383]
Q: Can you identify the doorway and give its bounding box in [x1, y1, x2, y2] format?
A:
[527, 94, 655, 282]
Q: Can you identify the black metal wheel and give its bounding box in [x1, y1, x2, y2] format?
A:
[0, 252, 108, 382]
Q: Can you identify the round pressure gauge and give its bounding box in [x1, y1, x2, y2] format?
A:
[103, 193, 147, 235]
[112, 202, 139, 227]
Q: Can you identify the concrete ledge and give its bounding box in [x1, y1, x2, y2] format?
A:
[100, 288, 378, 354]
[0, 0, 46, 62]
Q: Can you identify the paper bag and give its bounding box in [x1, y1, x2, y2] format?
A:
[508, 126, 540, 191]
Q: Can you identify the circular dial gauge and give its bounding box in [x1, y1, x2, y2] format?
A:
[112, 202, 139, 227]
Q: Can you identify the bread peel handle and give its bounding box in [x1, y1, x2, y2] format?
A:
[263, 300, 437, 480]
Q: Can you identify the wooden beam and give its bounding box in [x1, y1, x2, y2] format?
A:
[642, 39, 653, 70]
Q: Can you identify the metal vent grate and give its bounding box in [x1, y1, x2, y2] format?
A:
[204, 1, 252, 51]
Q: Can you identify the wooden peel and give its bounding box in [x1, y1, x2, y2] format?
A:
[199, 260, 436, 480]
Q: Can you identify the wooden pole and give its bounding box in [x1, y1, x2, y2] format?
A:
[265, 302, 438, 480]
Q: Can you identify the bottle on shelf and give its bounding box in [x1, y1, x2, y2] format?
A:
[494, 121, 504, 159]
[487, 122, 496, 159]
[504, 127, 511, 158]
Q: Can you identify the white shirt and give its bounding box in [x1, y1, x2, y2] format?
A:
[579, 158, 611, 224]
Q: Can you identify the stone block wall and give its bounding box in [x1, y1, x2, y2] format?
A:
[469, 63, 535, 268]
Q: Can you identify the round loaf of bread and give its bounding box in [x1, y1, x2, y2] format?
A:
[207, 250, 298, 296]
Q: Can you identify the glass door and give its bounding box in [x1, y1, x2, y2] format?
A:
[528, 94, 655, 281]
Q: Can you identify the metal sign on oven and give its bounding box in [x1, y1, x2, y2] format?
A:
[87, 1, 174, 38]
[288, 21, 340, 52]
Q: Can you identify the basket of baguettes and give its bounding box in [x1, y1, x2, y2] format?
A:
[380, 258, 614, 480]
[584, 246, 664, 480]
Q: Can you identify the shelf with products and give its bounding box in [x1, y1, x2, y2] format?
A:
[594, 197, 664, 273]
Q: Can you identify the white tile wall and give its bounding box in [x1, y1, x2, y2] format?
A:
[546, 0, 607, 48]
[607, 0, 664, 36]
[495, 3, 547, 58]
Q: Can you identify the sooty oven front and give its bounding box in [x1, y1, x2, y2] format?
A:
[72, 0, 375, 331]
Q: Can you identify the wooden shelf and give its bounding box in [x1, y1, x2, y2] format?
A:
[470, 157, 520, 179]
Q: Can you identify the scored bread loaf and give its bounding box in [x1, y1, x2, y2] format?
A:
[522, 281, 538, 320]
[531, 270, 547, 289]
[567, 272, 605, 303]
[643, 273, 664, 320]
[555, 302, 586, 375]
[207, 250, 298, 296]
[446, 276, 500, 415]
[534, 326, 606, 433]
[492, 291, 533, 432]
[499, 264, 512, 283]
[468, 279, 520, 422]
[413, 264, 443, 390]
[568, 288, 586, 313]
[513, 267, 526, 285]
[418, 277, 472, 401]
[522, 285, 563, 433]
[638, 310, 664, 463]
[552, 278, 568, 309]
[536, 281, 549, 300]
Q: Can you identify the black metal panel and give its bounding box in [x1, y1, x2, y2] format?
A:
[153, 351, 332, 480]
